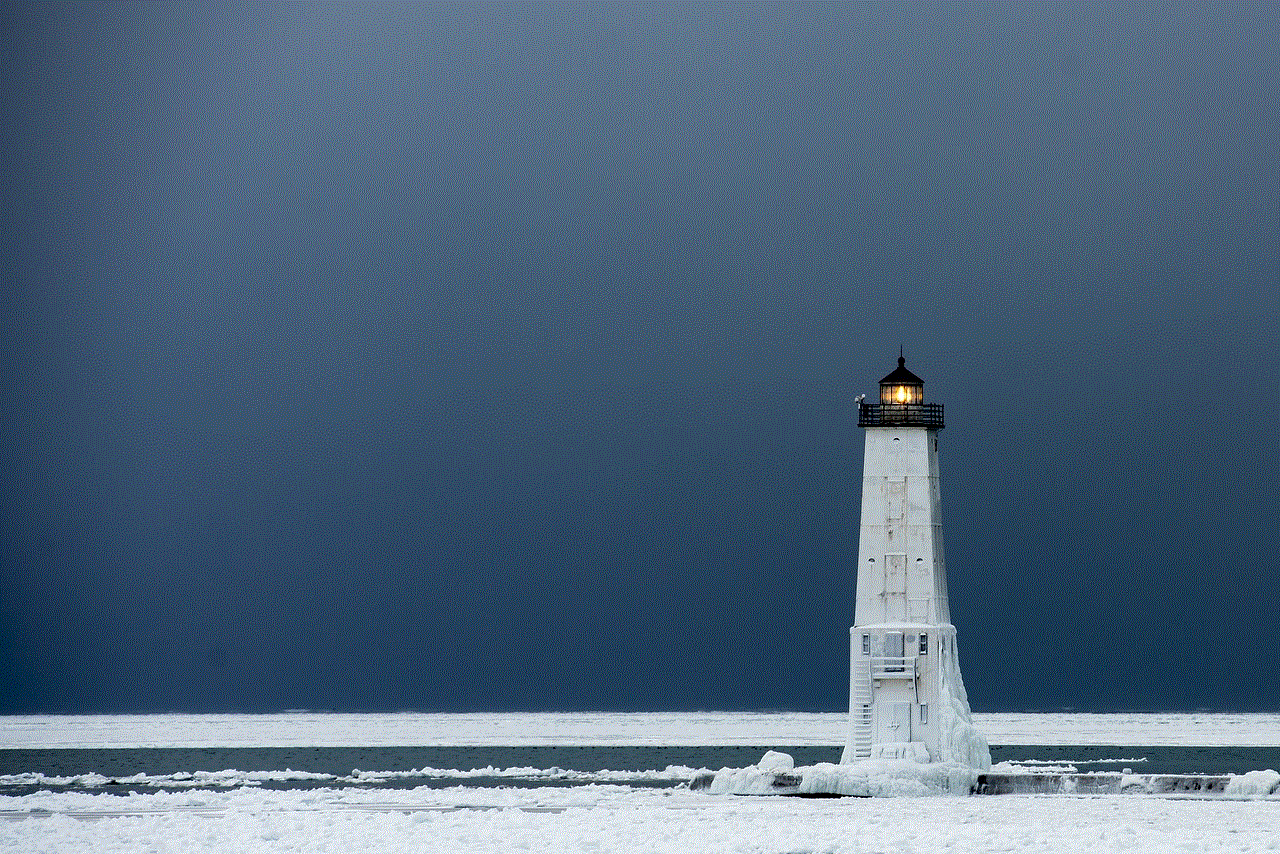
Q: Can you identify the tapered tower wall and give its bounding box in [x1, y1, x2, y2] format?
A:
[854, 427, 950, 626]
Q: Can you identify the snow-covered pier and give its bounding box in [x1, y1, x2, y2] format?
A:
[976, 769, 1280, 798]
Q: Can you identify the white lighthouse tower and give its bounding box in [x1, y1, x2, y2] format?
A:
[841, 355, 989, 769]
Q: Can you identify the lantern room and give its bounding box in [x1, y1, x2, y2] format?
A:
[879, 356, 924, 405]
[858, 354, 945, 429]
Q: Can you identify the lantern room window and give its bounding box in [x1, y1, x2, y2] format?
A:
[878, 356, 925, 405]
[882, 382, 920, 404]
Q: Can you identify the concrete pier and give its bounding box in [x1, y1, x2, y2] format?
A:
[973, 772, 1234, 796]
[690, 769, 1275, 798]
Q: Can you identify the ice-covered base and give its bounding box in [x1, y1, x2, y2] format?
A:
[870, 742, 930, 762]
[842, 624, 992, 769]
[706, 752, 980, 797]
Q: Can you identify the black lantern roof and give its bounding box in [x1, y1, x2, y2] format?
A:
[879, 356, 924, 388]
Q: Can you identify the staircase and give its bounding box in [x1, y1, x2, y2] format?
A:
[848, 661, 874, 760]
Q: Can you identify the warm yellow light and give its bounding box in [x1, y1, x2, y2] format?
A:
[895, 386, 908, 403]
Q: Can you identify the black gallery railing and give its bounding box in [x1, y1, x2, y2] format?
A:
[858, 402, 945, 429]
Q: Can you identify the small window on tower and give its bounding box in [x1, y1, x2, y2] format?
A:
[919, 633, 928, 655]
[920, 704, 929, 724]
[861, 634, 871, 655]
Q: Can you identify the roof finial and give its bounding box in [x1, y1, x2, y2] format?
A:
[898, 344, 905, 368]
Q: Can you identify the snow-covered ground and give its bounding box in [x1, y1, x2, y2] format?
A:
[3, 783, 1279, 854]
[4, 711, 1279, 748]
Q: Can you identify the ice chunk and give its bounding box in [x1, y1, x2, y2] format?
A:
[755, 750, 793, 771]
[1224, 769, 1280, 798]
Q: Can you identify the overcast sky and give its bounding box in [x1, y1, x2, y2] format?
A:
[3, 2, 1277, 715]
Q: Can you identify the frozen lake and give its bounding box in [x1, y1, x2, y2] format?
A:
[4, 710, 1280, 748]
[2, 712, 1277, 854]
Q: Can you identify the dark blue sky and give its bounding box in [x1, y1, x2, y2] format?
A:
[3, 2, 1277, 714]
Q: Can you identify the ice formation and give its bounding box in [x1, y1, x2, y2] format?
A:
[1223, 769, 1280, 798]
[708, 751, 981, 797]
[935, 634, 991, 770]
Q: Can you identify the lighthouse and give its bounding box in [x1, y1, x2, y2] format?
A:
[840, 355, 989, 769]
